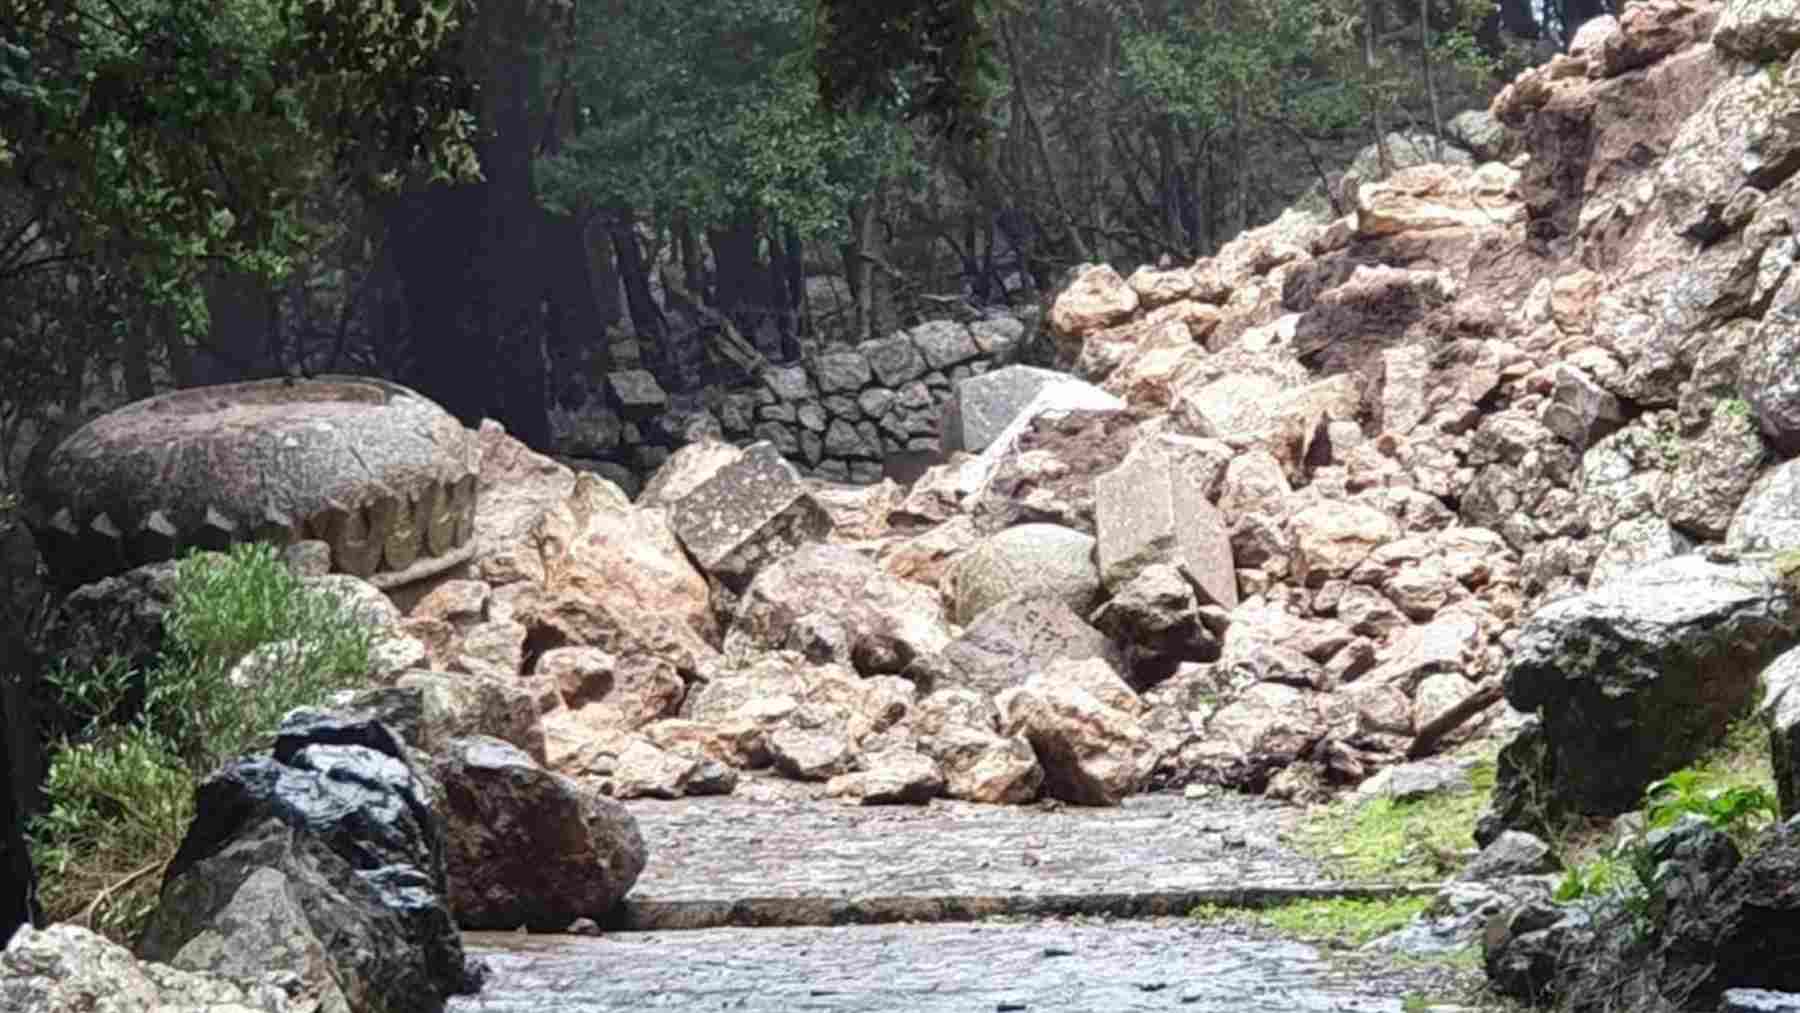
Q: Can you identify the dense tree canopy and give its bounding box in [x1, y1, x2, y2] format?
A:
[0, 0, 1590, 472]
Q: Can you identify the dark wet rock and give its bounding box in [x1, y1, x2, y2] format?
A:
[33, 559, 183, 697]
[139, 709, 473, 1013]
[1501, 555, 1800, 819]
[934, 595, 1126, 698]
[1367, 878, 1549, 958]
[1659, 817, 1800, 1009]
[433, 736, 646, 930]
[1475, 718, 1552, 848]
[1483, 900, 1595, 1005]
[1460, 831, 1558, 882]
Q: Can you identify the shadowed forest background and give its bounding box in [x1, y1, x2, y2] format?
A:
[0, 0, 1615, 475]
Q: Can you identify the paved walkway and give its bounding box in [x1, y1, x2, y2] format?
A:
[456, 919, 1433, 1013]
[605, 790, 1430, 930]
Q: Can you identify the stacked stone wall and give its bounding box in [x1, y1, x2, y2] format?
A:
[554, 314, 1032, 488]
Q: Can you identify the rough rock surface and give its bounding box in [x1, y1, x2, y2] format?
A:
[138, 709, 475, 1013]
[1501, 555, 1800, 818]
[2, 924, 298, 1013]
[432, 736, 646, 930]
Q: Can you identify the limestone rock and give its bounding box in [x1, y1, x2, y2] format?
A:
[2, 924, 300, 1013]
[1000, 667, 1156, 806]
[1049, 264, 1140, 342]
[826, 749, 945, 804]
[949, 523, 1102, 626]
[941, 365, 1070, 455]
[535, 647, 684, 731]
[432, 736, 645, 929]
[725, 543, 951, 675]
[1290, 502, 1401, 588]
[768, 726, 855, 781]
[1714, 0, 1800, 61]
[1095, 438, 1236, 608]
[637, 439, 746, 509]
[1729, 458, 1800, 552]
[667, 441, 832, 590]
[936, 594, 1126, 697]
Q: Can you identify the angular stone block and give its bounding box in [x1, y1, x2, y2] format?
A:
[606, 369, 668, 421]
[940, 365, 1069, 456]
[667, 442, 833, 590]
[1095, 439, 1237, 609]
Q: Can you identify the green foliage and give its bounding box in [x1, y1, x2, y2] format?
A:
[1297, 756, 1497, 883]
[29, 542, 376, 942]
[1, 0, 480, 333]
[814, 0, 1001, 144]
[1190, 894, 1433, 947]
[541, 0, 915, 242]
[1643, 771, 1776, 839]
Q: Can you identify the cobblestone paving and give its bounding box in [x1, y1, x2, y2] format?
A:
[455, 919, 1427, 1013]
[607, 789, 1424, 929]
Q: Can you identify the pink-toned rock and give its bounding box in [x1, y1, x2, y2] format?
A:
[1127, 265, 1198, 307]
[1095, 438, 1237, 608]
[409, 578, 490, 628]
[1290, 502, 1401, 587]
[641, 718, 765, 769]
[537, 646, 684, 730]
[826, 749, 945, 805]
[637, 439, 745, 510]
[1050, 264, 1140, 339]
[1354, 163, 1524, 237]
[455, 618, 526, 679]
[1000, 668, 1156, 806]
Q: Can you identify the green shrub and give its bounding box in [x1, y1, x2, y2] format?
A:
[29, 542, 377, 943]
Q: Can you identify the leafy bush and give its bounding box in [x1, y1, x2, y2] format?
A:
[29, 543, 376, 943]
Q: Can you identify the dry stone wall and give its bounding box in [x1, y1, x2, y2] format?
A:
[552, 314, 1032, 489]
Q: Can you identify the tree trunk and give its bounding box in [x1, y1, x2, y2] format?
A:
[841, 195, 877, 343]
[1422, 0, 1444, 158]
[610, 208, 665, 344]
[674, 209, 706, 296]
[1365, 0, 1394, 179]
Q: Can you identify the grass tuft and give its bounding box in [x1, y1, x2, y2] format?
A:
[1293, 754, 1497, 883]
[29, 542, 377, 944]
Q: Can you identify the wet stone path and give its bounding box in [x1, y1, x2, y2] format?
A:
[455, 920, 1422, 1013]
[604, 789, 1427, 930]
[454, 789, 1461, 1011]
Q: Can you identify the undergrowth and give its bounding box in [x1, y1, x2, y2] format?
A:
[1191, 894, 1434, 947]
[29, 543, 374, 944]
[1295, 750, 1498, 883]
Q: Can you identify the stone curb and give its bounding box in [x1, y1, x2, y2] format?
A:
[602, 882, 1440, 933]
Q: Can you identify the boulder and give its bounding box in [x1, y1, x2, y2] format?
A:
[825, 749, 945, 805]
[1354, 162, 1524, 237]
[2, 924, 299, 1013]
[138, 710, 475, 1013]
[535, 647, 684, 731]
[1094, 438, 1237, 608]
[636, 439, 746, 509]
[935, 594, 1126, 697]
[431, 736, 645, 929]
[961, 376, 1125, 501]
[1714, 0, 1800, 61]
[940, 365, 1069, 455]
[1745, 268, 1800, 455]
[1729, 459, 1800, 552]
[666, 442, 833, 591]
[908, 320, 980, 371]
[1048, 264, 1140, 343]
[334, 670, 546, 763]
[1657, 817, 1800, 1008]
[1504, 555, 1800, 817]
[1089, 563, 1222, 677]
[1000, 666, 1156, 806]
[968, 407, 1140, 536]
[1290, 501, 1401, 588]
[724, 543, 951, 675]
[1769, 650, 1800, 819]
[1196, 682, 1330, 790]
[949, 523, 1103, 626]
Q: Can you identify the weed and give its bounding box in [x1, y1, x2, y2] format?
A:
[1190, 894, 1433, 948]
[29, 543, 377, 944]
[1295, 754, 1497, 882]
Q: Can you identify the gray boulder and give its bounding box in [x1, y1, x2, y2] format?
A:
[138, 710, 475, 1013]
[1503, 555, 1800, 818]
[1745, 269, 1800, 455]
[432, 736, 645, 930]
[1094, 438, 1236, 608]
[667, 441, 832, 591]
[934, 594, 1126, 698]
[949, 523, 1102, 626]
[940, 365, 1066, 455]
[1729, 458, 1800, 552]
[1714, 0, 1800, 61]
[3, 924, 298, 1012]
